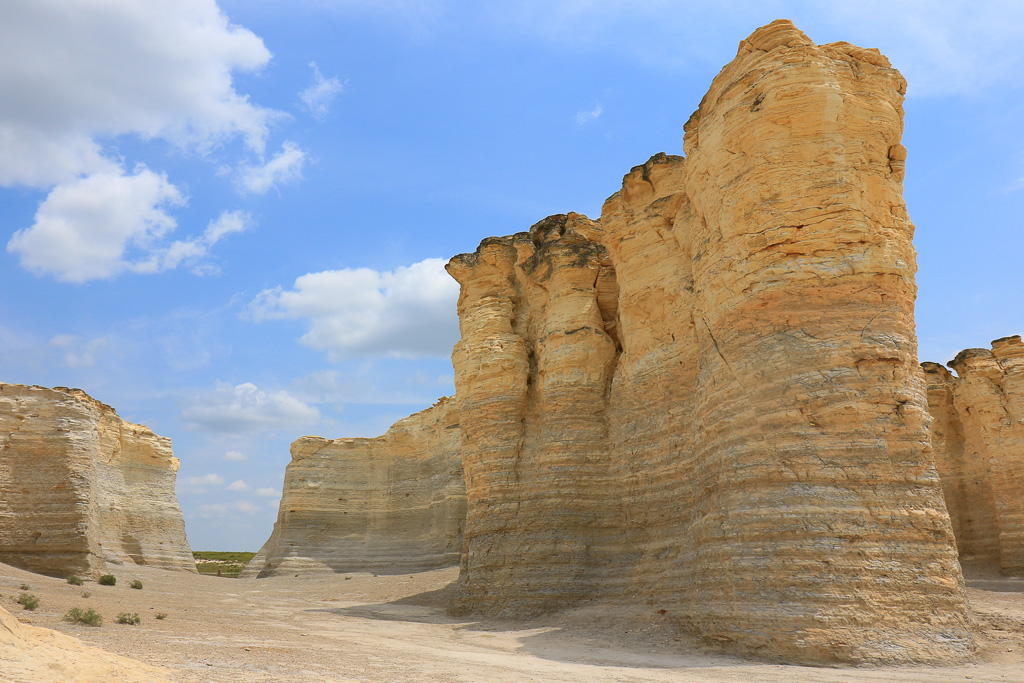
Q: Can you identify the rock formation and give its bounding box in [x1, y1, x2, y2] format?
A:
[0, 602, 174, 682]
[0, 383, 195, 578]
[922, 335, 1024, 574]
[445, 20, 973, 665]
[245, 397, 464, 577]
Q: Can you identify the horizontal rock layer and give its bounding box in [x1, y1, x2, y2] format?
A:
[0, 383, 195, 577]
[923, 335, 1024, 574]
[445, 19, 973, 665]
[245, 397, 465, 577]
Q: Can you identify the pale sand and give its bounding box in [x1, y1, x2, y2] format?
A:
[1, 561, 1021, 682]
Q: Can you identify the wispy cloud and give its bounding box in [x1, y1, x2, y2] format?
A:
[300, 62, 345, 121]
[575, 103, 602, 125]
[237, 141, 306, 194]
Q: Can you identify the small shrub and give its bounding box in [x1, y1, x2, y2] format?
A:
[64, 607, 102, 626]
[155, 612, 168, 620]
[115, 612, 140, 625]
[18, 583, 29, 591]
[67, 575, 83, 586]
[98, 574, 116, 586]
[16, 593, 39, 611]
[130, 580, 143, 590]
[81, 591, 92, 598]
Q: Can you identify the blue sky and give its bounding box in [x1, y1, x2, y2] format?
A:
[1, 1, 1021, 551]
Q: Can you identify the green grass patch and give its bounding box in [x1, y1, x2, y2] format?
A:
[98, 574, 116, 586]
[193, 551, 256, 578]
[115, 612, 140, 625]
[64, 607, 102, 626]
[16, 593, 39, 611]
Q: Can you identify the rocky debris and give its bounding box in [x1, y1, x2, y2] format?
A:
[445, 19, 973, 665]
[923, 335, 1024, 574]
[244, 397, 465, 577]
[0, 383, 195, 578]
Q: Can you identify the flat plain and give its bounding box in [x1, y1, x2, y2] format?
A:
[1, 560, 1023, 682]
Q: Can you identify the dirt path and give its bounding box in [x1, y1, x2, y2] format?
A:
[2, 561, 1022, 682]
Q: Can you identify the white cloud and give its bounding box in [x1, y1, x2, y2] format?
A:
[7, 174, 252, 282]
[236, 500, 261, 514]
[255, 487, 280, 497]
[228, 479, 250, 492]
[224, 450, 248, 461]
[300, 62, 345, 121]
[49, 334, 108, 368]
[0, 0, 276, 189]
[195, 500, 265, 517]
[181, 381, 321, 434]
[7, 167, 185, 282]
[185, 473, 226, 486]
[574, 103, 602, 125]
[237, 141, 306, 194]
[248, 258, 459, 360]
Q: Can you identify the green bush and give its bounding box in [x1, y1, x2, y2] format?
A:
[64, 607, 102, 626]
[16, 593, 39, 611]
[130, 579, 143, 590]
[115, 612, 140, 625]
[98, 574, 116, 586]
[155, 612, 168, 620]
[81, 591, 92, 598]
[18, 583, 29, 591]
[67, 575, 83, 586]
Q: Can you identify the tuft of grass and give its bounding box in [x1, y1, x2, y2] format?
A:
[16, 593, 39, 611]
[155, 612, 168, 620]
[81, 591, 92, 598]
[98, 574, 116, 586]
[130, 579, 143, 590]
[193, 551, 256, 578]
[115, 612, 141, 625]
[18, 583, 29, 591]
[64, 607, 102, 626]
[67, 575, 84, 586]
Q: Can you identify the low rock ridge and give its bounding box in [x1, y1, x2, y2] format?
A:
[922, 335, 1024, 575]
[0, 383, 195, 577]
[244, 397, 465, 577]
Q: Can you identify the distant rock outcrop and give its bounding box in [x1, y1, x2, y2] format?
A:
[923, 335, 1024, 575]
[244, 398, 464, 577]
[445, 20, 973, 665]
[0, 383, 195, 577]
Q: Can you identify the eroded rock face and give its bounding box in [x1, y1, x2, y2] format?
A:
[0, 384, 195, 577]
[446, 19, 973, 665]
[245, 398, 465, 577]
[923, 335, 1024, 574]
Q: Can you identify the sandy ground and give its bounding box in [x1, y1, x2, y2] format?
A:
[1, 561, 1023, 682]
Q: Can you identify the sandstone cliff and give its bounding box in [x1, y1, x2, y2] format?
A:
[445, 19, 972, 665]
[0, 383, 195, 577]
[923, 335, 1024, 574]
[245, 397, 464, 577]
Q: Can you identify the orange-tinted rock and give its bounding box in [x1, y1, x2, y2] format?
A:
[445, 19, 973, 665]
[0, 384, 194, 578]
[924, 335, 1024, 574]
[245, 398, 465, 577]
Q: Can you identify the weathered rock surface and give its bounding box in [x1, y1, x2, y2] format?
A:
[445, 19, 973, 665]
[923, 335, 1024, 574]
[0, 602, 174, 682]
[0, 383, 195, 578]
[245, 397, 465, 577]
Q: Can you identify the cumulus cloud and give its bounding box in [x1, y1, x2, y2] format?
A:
[248, 258, 459, 360]
[300, 62, 345, 121]
[184, 473, 226, 486]
[49, 334, 108, 368]
[195, 500, 265, 517]
[224, 450, 248, 461]
[237, 141, 306, 194]
[7, 167, 252, 283]
[575, 103, 602, 125]
[181, 381, 321, 434]
[227, 479, 250, 492]
[255, 487, 280, 497]
[0, 0, 276, 189]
